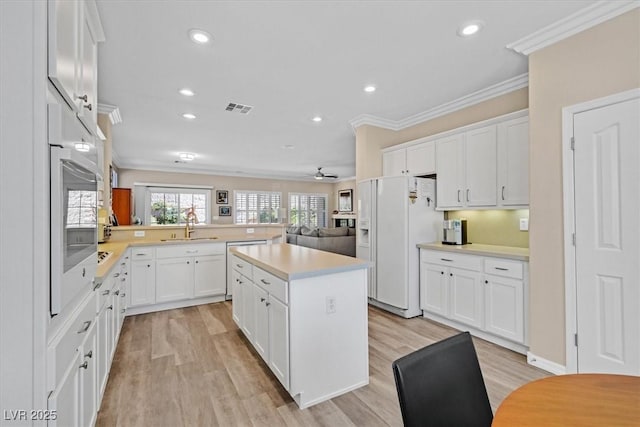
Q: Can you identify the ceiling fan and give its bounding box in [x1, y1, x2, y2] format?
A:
[313, 167, 338, 180]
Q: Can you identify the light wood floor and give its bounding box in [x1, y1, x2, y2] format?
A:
[96, 302, 548, 426]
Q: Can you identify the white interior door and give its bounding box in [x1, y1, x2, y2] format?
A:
[573, 97, 639, 374]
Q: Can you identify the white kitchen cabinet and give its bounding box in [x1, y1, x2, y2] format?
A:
[130, 260, 156, 307]
[48, 0, 103, 134]
[419, 262, 449, 317]
[382, 141, 436, 177]
[435, 134, 465, 208]
[231, 269, 244, 326]
[464, 125, 497, 207]
[497, 116, 529, 206]
[79, 321, 97, 427]
[96, 299, 110, 398]
[194, 254, 226, 297]
[156, 257, 194, 303]
[253, 284, 270, 360]
[448, 267, 484, 329]
[48, 351, 81, 427]
[268, 296, 289, 389]
[420, 248, 528, 351]
[241, 275, 255, 342]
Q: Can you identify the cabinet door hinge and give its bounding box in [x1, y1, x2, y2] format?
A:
[571, 136, 575, 150]
[574, 333, 578, 347]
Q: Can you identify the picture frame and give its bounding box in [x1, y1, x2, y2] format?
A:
[338, 189, 353, 212]
[216, 190, 228, 204]
[219, 206, 231, 216]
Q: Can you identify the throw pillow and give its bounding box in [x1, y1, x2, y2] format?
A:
[319, 227, 349, 237]
[286, 226, 301, 235]
[301, 226, 319, 237]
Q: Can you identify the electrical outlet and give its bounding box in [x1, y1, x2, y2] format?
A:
[247, 228, 255, 234]
[326, 296, 336, 314]
[519, 218, 529, 231]
[134, 230, 145, 237]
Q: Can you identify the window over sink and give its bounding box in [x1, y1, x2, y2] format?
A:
[143, 186, 211, 225]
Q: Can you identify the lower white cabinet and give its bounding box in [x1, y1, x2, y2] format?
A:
[193, 254, 226, 297]
[241, 274, 255, 342]
[231, 269, 244, 326]
[156, 257, 194, 302]
[253, 284, 270, 360]
[268, 296, 289, 388]
[48, 351, 81, 427]
[130, 260, 156, 307]
[420, 249, 528, 351]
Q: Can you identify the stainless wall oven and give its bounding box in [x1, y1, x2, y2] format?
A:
[49, 102, 101, 316]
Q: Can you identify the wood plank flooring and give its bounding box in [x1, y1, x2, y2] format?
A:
[96, 302, 548, 426]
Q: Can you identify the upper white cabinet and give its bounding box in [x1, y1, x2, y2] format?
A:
[382, 140, 435, 177]
[48, 0, 104, 134]
[434, 112, 529, 210]
[434, 134, 465, 208]
[465, 125, 497, 207]
[497, 116, 529, 206]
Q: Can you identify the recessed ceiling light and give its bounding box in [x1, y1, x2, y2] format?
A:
[458, 21, 484, 37]
[364, 85, 376, 93]
[74, 142, 90, 152]
[179, 88, 195, 96]
[312, 116, 323, 123]
[179, 152, 195, 161]
[188, 29, 212, 44]
[282, 144, 295, 149]
[182, 113, 196, 120]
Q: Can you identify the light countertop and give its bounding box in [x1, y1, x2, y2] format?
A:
[417, 242, 529, 261]
[230, 243, 369, 281]
[97, 232, 281, 279]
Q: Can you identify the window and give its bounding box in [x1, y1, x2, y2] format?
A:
[145, 187, 210, 225]
[289, 193, 327, 228]
[234, 191, 281, 224]
[66, 190, 97, 228]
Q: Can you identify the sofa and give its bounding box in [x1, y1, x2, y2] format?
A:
[286, 226, 356, 257]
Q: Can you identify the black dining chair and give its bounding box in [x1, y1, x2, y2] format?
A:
[392, 331, 493, 427]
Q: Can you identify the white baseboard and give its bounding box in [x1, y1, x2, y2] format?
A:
[527, 352, 567, 375]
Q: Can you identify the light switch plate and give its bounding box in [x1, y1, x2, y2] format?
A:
[247, 228, 255, 234]
[134, 230, 145, 237]
[519, 218, 529, 231]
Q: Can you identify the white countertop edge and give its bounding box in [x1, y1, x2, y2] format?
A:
[416, 242, 529, 261]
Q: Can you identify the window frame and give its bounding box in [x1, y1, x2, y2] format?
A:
[144, 186, 211, 225]
[288, 192, 328, 228]
[233, 190, 282, 224]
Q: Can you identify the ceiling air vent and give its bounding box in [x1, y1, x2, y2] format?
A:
[225, 102, 253, 114]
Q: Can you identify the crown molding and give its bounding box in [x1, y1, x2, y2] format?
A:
[97, 103, 123, 125]
[507, 0, 640, 55]
[349, 73, 528, 132]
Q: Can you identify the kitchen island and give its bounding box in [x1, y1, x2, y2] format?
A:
[230, 243, 369, 409]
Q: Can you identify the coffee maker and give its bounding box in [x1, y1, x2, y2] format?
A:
[442, 219, 467, 245]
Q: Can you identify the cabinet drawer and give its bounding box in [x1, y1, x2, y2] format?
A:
[484, 258, 523, 279]
[96, 275, 116, 312]
[47, 291, 96, 391]
[421, 250, 482, 271]
[156, 243, 225, 259]
[131, 247, 154, 260]
[254, 267, 288, 304]
[231, 255, 253, 280]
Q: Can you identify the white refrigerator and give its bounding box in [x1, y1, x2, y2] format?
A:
[356, 176, 442, 318]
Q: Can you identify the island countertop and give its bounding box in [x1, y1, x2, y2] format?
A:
[230, 243, 369, 281]
[417, 242, 529, 261]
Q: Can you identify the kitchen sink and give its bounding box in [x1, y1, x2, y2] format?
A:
[160, 237, 218, 242]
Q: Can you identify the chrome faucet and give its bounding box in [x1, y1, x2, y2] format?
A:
[185, 208, 197, 238]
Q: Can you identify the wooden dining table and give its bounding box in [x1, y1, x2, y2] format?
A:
[492, 374, 640, 426]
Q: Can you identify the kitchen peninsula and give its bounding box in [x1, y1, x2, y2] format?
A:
[230, 243, 369, 408]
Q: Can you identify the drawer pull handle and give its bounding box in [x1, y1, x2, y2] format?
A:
[186, 250, 198, 254]
[113, 273, 120, 278]
[485, 280, 489, 284]
[84, 350, 93, 359]
[121, 293, 126, 297]
[107, 305, 113, 311]
[136, 253, 147, 256]
[79, 361, 88, 370]
[77, 320, 91, 334]
[121, 278, 126, 282]
[260, 279, 270, 285]
[494, 267, 509, 271]
[440, 271, 444, 275]
[114, 290, 120, 296]
[121, 309, 126, 314]
[265, 302, 271, 307]
[93, 281, 102, 291]
[501, 186, 506, 200]
[102, 290, 110, 296]
[457, 190, 461, 203]
[440, 258, 453, 262]
[236, 264, 243, 268]
[121, 262, 126, 266]
[260, 297, 266, 302]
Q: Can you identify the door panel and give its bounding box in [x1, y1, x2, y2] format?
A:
[420, 262, 448, 316]
[574, 98, 639, 374]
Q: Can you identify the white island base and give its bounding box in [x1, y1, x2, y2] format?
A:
[230, 243, 369, 409]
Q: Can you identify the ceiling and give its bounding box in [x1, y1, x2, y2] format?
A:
[96, 0, 595, 181]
